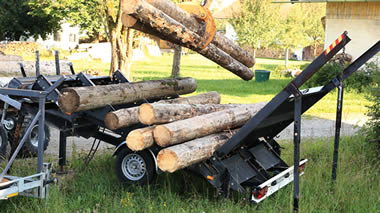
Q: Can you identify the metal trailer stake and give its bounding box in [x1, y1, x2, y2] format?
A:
[35, 51, 40, 76]
[55, 51, 61, 75]
[58, 131, 67, 172]
[293, 88, 302, 212]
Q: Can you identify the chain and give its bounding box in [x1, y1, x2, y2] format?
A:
[339, 40, 346, 82]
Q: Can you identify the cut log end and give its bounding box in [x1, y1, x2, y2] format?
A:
[58, 88, 80, 113]
[153, 125, 172, 147]
[138, 103, 155, 125]
[126, 131, 145, 151]
[157, 149, 178, 173]
[104, 112, 119, 130]
[121, 13, 137, 27]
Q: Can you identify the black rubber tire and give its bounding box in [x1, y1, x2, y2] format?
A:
[19, 114, 50, 157]
[0, 126, 10, 162]
[115, 148, 156, 185]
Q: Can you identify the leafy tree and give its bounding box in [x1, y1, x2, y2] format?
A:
[276, 4, 309, 67]
[229, 0, 280, 59]
[0, 0, 61, 41]
[29, 0, 133, 77]
[303, 4, 325, 58]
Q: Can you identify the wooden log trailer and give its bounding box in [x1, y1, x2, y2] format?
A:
[0, 32, 378, 209]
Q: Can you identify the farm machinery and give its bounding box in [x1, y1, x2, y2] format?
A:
[0, 0, 379, 211]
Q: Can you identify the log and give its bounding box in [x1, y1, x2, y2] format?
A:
[153, 102, 267, 147]
[126, 126, 156, 151]
[157, 129, 238, 173]
[122, 0, 254, 80]
[104, 91, 220, 129]
[121, 0, 255, 68]
[156, 91, 220, 104]
[138, 103, 239, 125]
[58, 77, 196, 113]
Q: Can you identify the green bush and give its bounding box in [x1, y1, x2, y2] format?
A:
[302, 61, 376, 92]
[363, 60, 380, 145]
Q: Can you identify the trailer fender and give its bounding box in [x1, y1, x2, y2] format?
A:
[112, 141, 129, 157]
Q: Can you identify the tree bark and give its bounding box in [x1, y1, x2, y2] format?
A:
[153, 102, 267, 147]
[122, 0, 255, 68]
[156, 91, 220, 104]
[126, 126, 156, 151]
[171, 44, 181, 78]
[58, 77, 197, 113]
[138, 103, 240, 125]
[157, 129, 238, 173]
[122, 0, 254, 81]
[103, 0, 133, 77]
[105, 91, 220, 130]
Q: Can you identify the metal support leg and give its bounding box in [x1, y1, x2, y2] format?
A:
[332, 82, 344, 183]
[55, 51, 61, 75]
[37, 96, 46, 173]
[293, 93, 302, 213]
[58, 131, 67, 173]
[35, 51, 40, 76]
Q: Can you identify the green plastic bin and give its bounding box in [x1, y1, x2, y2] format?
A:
[255, 70, 271, 82]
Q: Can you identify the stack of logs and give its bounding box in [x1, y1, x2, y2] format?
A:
[121, 0, 255, 81]
[58, 77, 266, 173]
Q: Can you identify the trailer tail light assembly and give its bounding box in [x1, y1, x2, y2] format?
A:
[298, 162, 306, 174]
[252, 186, 268, 199]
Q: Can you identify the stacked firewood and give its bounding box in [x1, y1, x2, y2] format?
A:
[58, 78, 266, 173]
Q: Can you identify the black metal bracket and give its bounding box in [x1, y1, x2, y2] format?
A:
[112, 70, 130, 83]
[77, 72, 96, 86]
[35, 75, 62, 102]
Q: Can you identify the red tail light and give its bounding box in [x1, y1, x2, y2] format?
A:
[253, 186, 268, 199]
[298, 163, 306, 173]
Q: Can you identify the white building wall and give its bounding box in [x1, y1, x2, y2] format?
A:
[325, 18, 380, 60]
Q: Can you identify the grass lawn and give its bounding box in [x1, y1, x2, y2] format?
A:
[71, 54, 370, 120]
[1, 136, 379, 212]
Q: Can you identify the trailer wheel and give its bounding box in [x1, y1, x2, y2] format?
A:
[0, 126, 10, 162]
[115, 148, 156, 185]
[19, 114, 50, 157]
[2, 112, 17, 132]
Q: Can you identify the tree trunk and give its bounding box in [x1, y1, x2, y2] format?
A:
[126, 126, 156, 151]
[105, 91, 221, 130]
[138, 103, 240, 125]
[171, 44, 181, 78]
[122, 0, 254, 81]
[103, 0, 132, 77]
[153, 102, 267, 147]
[58, 77, 197, 113]
[157, 129, 238, 173]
